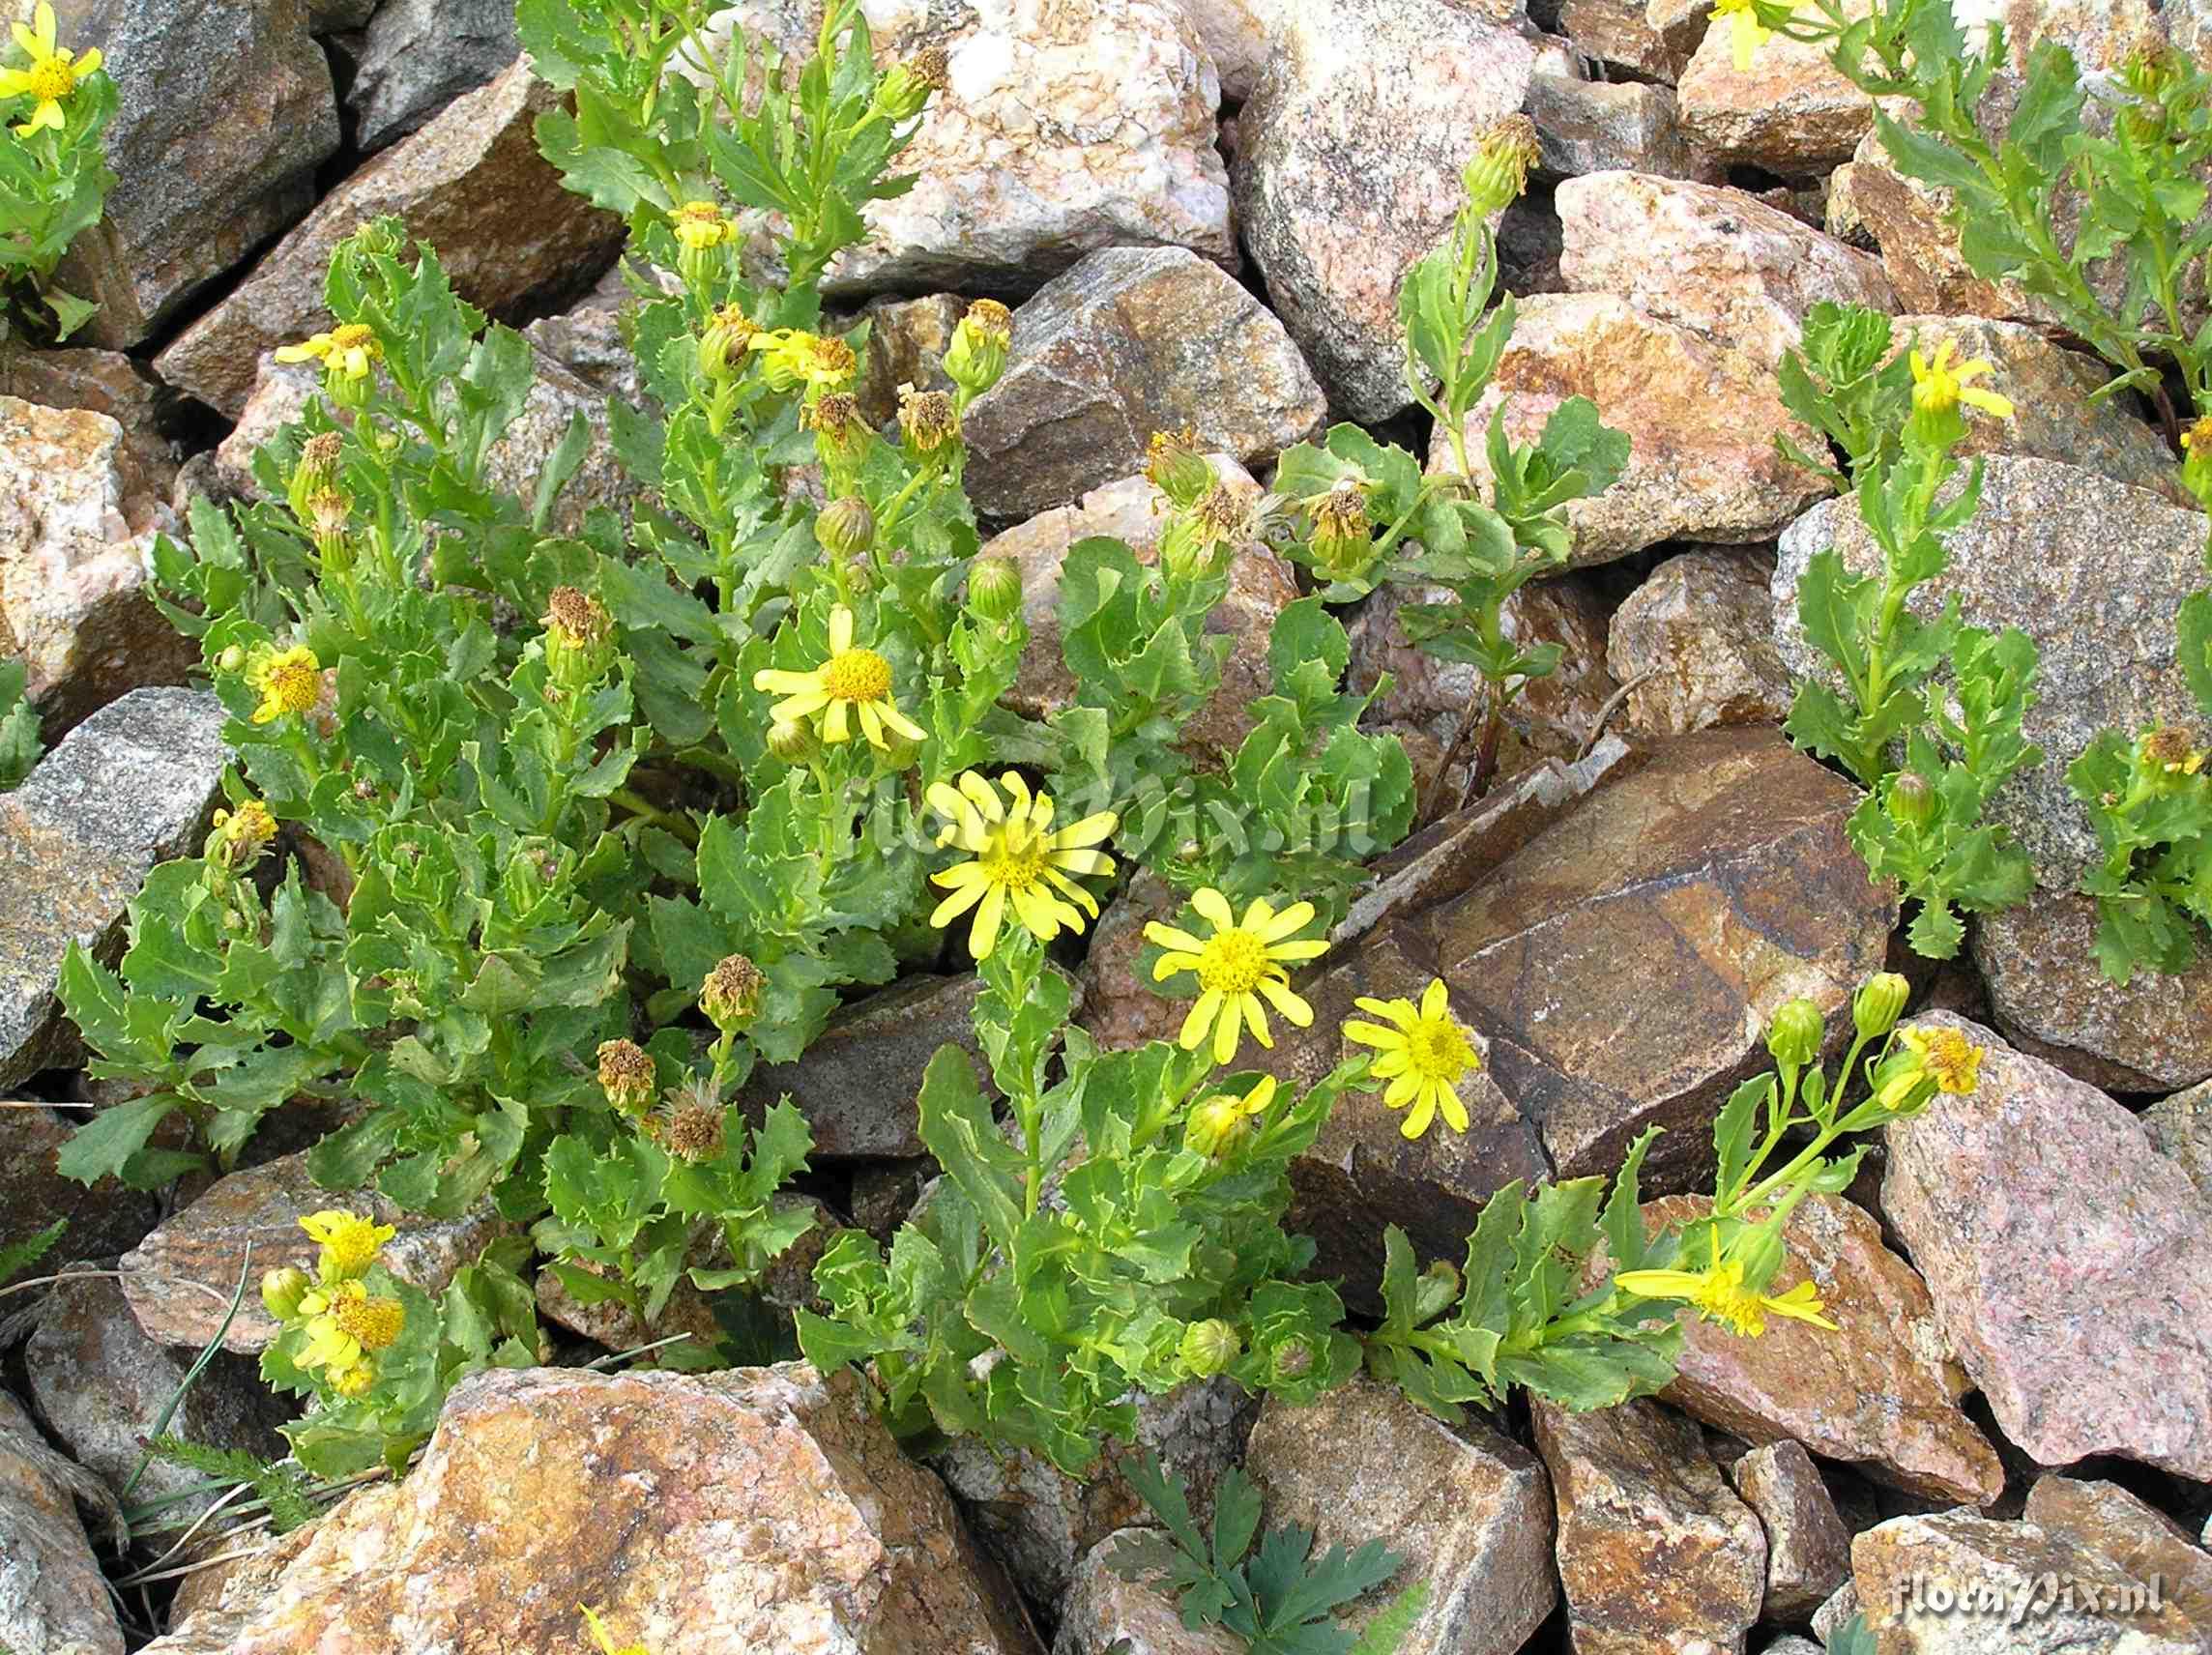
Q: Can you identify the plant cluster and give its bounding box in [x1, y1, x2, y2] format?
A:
[0, 658, 38, 787]
[1775, 302, 2041, 958]
[0, 1, 112, 337]
[1765, 0, 2212, 977]
[1107, 1454, 1424, 1655]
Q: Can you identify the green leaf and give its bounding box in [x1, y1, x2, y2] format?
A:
[57, 1094, 183, 1187]
[914, 1045, 1022, 1249]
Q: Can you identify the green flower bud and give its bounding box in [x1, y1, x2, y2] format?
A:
[1852, 972, 1910, 1041]
[1178, 1318, 1241, 1379]
[1269, 1335, 1314, 1382]
[1183, 1093, 1256, 1162]
[1728, 1223, 1788, 1295]
[875, 45, 949, 123]
[261, 1265, 310, 1323]
[1412, 1260, 1462, 1323]
[1885, 770, 1936, 829]
[768, 718, 820, 765]
[1765, 997, 1823, 1070]
[967, 554, 1023, 624]
[699, 304, 759, 381]
[1461, 114, 1540, 218]
[945, 299, 1012, 398]
[217, 644, 247, 675]
[815, 496, 877, 564]
[1144, 426, 1214, 508]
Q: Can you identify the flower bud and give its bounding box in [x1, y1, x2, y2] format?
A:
[945, 298, 1011, 397]
[261, 1265, 310, 1323]
[1413, 1260, 1462, 1323]
[767, 718, 819, 765]
[1852, 972, 1909, 1041]
[1178, 1318, 1240, 1379]
[1305, 479, 1375, 581]
[1269, 1336, 1314, 1382]
[815, 496, 877, 564]
[967, 554, 1022, 624]
[701, 953, 765, 1029]
[217, 644, 247, 675]
[1728, 1223, 1789, 1295]
[1884, 770, 1936, 829]
[542, 587, 615, 691]
[699, 304, 759, 381]
[800, 391, 866, 488]
[1461, 114, 1540, 218]
[1183, 1093, 1256, 1161]
[1765, 998, 1824, 1070]
[1144, 426, 1213, 508]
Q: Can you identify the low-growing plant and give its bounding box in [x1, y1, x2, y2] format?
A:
[0, 1215, 63, 1286]
[0, 0, 115, 337]
[1775, 302, 2041, 958]
[140, 1436, 320, 1535]
[1108, 1454, 1426, 1655]
[0, 659, 39, 787]
[2067, 724, 2212, 980]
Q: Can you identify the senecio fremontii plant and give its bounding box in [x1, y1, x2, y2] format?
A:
[0, 1, 116, 337]
[1740, 0, 2212, 978]
[49, 0, 1991, 1481]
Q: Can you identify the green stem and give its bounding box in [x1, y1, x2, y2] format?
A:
[611, 787, 699, 846]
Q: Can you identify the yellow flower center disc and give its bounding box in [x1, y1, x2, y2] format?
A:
[1406, 1019, 1475, 1085]
[822, 647, 892, 702]
[330, 323, 376, 353]
[28, 59, 73, 102]
[269, 658, 321, 714]
[981, 833, 1049, 892]
[331, 1290, 405, 1351]
[1195, 928, 1267, 996]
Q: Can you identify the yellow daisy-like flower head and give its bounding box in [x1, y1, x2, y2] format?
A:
[1709, 0, 1770, 73]
[2142, 722, 2207, 779]
[748, 328, 858, 394]
[1615, 1232, 1840, 1339]
[925, 770, 1119, 960]
[1874, 1024, 1985, 1111]
[331, 1361, 374, 1399]
[751, 605, 926, 750]
[275, 322, 382, 383]
[297, 1277, 406, 1376]
[1342, 977, 1480, 1140]
[298, 1208, 395, 1281]
[1908, 339, 2014, 421]
[247, 644, 323, 725]
[1144, 888, 1328, 1064]
[0, 4, 100, 137]
[670, 198, 732, 251]
[211, 798, 278, 866]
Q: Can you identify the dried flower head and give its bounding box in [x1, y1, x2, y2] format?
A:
[2143, 723, 2206, 776]
[1462, 114, 1540, 216]
[1190, 481, 1257, 546]
[912, 44, 951, 89]
[701, 954, 766, 1027]
[898, 385, 959, 453]
[543, 586, 612, 650]
[596, 1038, 656, 1116]
[297, 431, 342, 489]
[962, 297, 1011, 341]
[655, 1096, 726, 1163]
[800, 391, 862, 447]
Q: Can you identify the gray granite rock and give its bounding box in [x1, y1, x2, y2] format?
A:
[2143, 1076, 2212, 1205]
[0, 1387, 123, 1655]
[1527, 72, 1720, 183]
[0, 689, 228, 1088]
[347, 0, 519, 152]
[1052, 1530, 1241, 1655]
[1730, 1440, 1852, 1622]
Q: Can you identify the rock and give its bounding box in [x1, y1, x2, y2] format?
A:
[1884, 316, 2182, 503]
[933, 1379, 1250, 1614]
[1231, 0, 1538, 421]
[1559, 0, 1695, 79]
[1557, 171, 1896, 368]
[0, 395, 195, 738]
[1349, 569, 1618, 758]
[25, 1270, 288, 1517]
[1644, 0, 1715, 69]
[1972, 897, 2212, 1091]
[1530, 1395, 1766, 1655]
[0, 344, 178, 517]
[523, 263, 650, 408]
[1764, 1641, 1824, 1655]
[1526, 73, 1720, 183]
[0, 1388, 123, 1655]
[1428, 294, 1830, 564]
[1675, 1, 1874, 171]
[1615, 1194, 2003, 1506]
[1180, 0, 1288, 102]
[1331, 738, 1638, 949]
[2023, 1475, 2212, 1637]
[156, 60, 624, 421]
[1052, 1530, 1242, 1655]
[2143, 1077, 2212, 1205]
[735, 973, 988, 1160]
[1608, 548, 1793, 737]
[986, 456, 1300, 759]
[1426, 726, 1896, 1189]
[1880, 1013, 2212, 1480]
[1812, 1582, 1862, 1647]
[1729, 1441, 1853, 1622]
[1076, 872, 1188, 1054]
[1773, 457, 2209, 897]
[117, 1147, 512, 1353]
[50, 0, 338, 349]
[347, 0, 520, 152]
[1851, 1510, 2201, 1652]
[964, 247, 1324, 520]
[709, 0, 1237, 296]
[1246, 1379, 1557, 1655]
[1843, 129, 2032, 324]
[140, 1363, 1041, 1655]
[0, 1102, 162, 1266]
[0, 689, 228, 1089]
[845, 293, 966, 430]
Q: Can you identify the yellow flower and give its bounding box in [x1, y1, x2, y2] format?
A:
[1615, 1233, 1839, 1338]
[1342, 978, 1480, 1140]
[297, 1277, 406, 1377]
[1144, 888, 1327, 1064]
[925, 770, 1119, 959]
[1183, 1075, 1274, 1160]
[275, 322, 382, 383]
[1908, 339, 2014, 421]
[2184, 416, 2212, 459]
[2143, 723, 2207, 778]
[211, 799, 278, 865]
[1710, 0, 1770, 72]
[298, 1208, 395, 1281]
[581, 1605, 650, 1655]
[247, 645, 323, 725]
[0, 3, 100, 137]
[748, 328, 858, 393]
[751, 605, 925, 749]
[1873, 1024, 1985, 1111]
[670, 198, 732, 251]
[331, 1361, 374, 1399]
